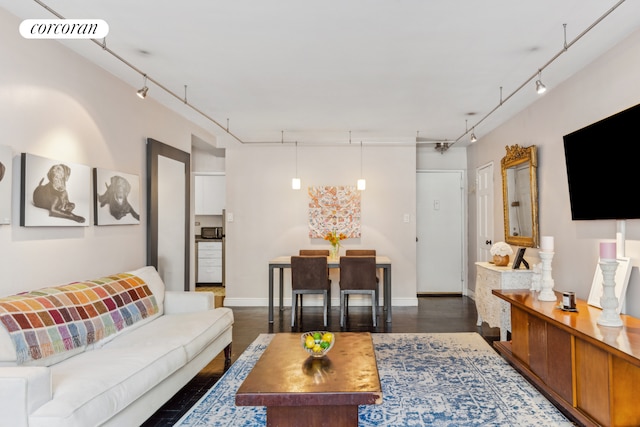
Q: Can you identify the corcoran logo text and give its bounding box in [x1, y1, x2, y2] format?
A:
[19, 19, 109, 39]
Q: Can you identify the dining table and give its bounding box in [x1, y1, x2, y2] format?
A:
[267, 255, 392, 324]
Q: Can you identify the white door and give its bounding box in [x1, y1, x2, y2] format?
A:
[476, 163, 494, 262]
[417, 170, 464, 294]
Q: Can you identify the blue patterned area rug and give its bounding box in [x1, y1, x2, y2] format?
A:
[175, 333, 573, 426]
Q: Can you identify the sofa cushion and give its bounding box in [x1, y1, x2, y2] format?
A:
[28, 343, 186, 427]
[0, 273, 158, 365]
[103, 307, 234, 362]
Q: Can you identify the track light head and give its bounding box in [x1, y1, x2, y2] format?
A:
[137, 74, 149, 99]
[535, 71, 546, 94]
[136, 86, 148, 99]
[470, 132, 477, 143]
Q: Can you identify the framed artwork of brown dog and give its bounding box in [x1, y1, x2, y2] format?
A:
[93, 168, 141, 225]
[20, 153, 91, 226]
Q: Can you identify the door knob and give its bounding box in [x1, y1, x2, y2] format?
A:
[485, 240, 492, 245]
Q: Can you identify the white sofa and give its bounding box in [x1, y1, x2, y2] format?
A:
[0, 266, 234, 427]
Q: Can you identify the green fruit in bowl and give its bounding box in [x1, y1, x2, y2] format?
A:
[313, 332, 322, 341]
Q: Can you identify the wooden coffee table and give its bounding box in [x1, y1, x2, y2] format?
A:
[235, 332, 382, 427]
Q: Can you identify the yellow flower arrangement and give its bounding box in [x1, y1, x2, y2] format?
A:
[324, 229, 347, 259]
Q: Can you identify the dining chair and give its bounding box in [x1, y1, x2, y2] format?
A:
[298, 250, 331, 307]
[291, 256, 331, 327]
[344, 249, 376, 256]
[299, 249, 330, 256]
[339, 256, 378, 327]
[345, 249, 380, 300]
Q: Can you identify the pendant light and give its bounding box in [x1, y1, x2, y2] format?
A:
[292, 140, 301, 190]
[357, 141, 366, 190]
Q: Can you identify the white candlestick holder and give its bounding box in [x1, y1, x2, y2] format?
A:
[538, 251, 557, 301]
[597, 259, 623, 327]
[530, 262, 542, 292]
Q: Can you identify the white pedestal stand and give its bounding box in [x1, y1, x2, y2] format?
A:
[597, 259, 623, 327]
[538, 251, 557, 302]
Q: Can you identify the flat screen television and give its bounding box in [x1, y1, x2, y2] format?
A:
[563, 102, 640, 220]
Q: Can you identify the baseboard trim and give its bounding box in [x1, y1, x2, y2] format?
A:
[223, 297, 419, 307]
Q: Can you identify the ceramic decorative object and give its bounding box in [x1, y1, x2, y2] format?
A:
[490, 242, 513, 266]
[597, 260, 623, 327]
[492, 255, 509, 266]
[538, 251, 557, 301]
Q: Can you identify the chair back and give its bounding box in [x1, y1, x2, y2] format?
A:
[299, 249, 330, 256]
[291, 256, 330, 290]
[339, 256, 377, 290]
[345, 249, 376, 256]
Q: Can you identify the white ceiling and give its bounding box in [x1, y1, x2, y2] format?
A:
[3, 1, 640, 147]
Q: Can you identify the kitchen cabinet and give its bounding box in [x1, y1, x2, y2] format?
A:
[197, 240, 222, 283]
[475, 262, 532, 340]
[195, 174, 225, 215]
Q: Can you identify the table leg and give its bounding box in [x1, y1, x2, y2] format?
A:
[384, 266, 392, 323]
[268, 266, 274, 323]
[279, 267, 284, 311]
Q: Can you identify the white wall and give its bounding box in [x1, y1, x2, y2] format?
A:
[467, 27, 640, 317]
[0, 8, 216, 296]
[223, 142, 418, 307]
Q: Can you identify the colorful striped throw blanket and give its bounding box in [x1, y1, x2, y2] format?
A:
[0, 273, 158, 364]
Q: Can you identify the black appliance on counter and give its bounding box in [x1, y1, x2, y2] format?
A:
[201, 226, 224, 239]
[197, 226, 225, 285]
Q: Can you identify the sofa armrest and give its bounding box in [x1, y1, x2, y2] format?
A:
[0, 367, 51, 427]
[164, 291, 214, 314]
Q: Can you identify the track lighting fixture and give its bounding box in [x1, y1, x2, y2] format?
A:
[465, 120, 477, 143]
[535, 71, 546, 94]
[435, 142, 450, 154]
[136, 74, 148, 99]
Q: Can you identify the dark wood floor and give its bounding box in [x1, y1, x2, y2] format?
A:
[141, 295, 497, 426]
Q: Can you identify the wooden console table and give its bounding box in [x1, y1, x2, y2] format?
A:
[492, 289, 640, 427]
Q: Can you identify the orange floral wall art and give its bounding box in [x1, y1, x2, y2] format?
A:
[308, 185, 361, 238]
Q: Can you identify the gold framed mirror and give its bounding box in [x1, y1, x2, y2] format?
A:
[501, 144, 539, 248]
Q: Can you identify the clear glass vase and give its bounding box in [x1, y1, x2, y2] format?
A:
[330, 244, 340, 260]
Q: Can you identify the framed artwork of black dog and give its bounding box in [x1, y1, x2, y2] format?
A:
[93, 168, 141, 225]
[0, 145, 11, 225]
[20, 153, 91, 226]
